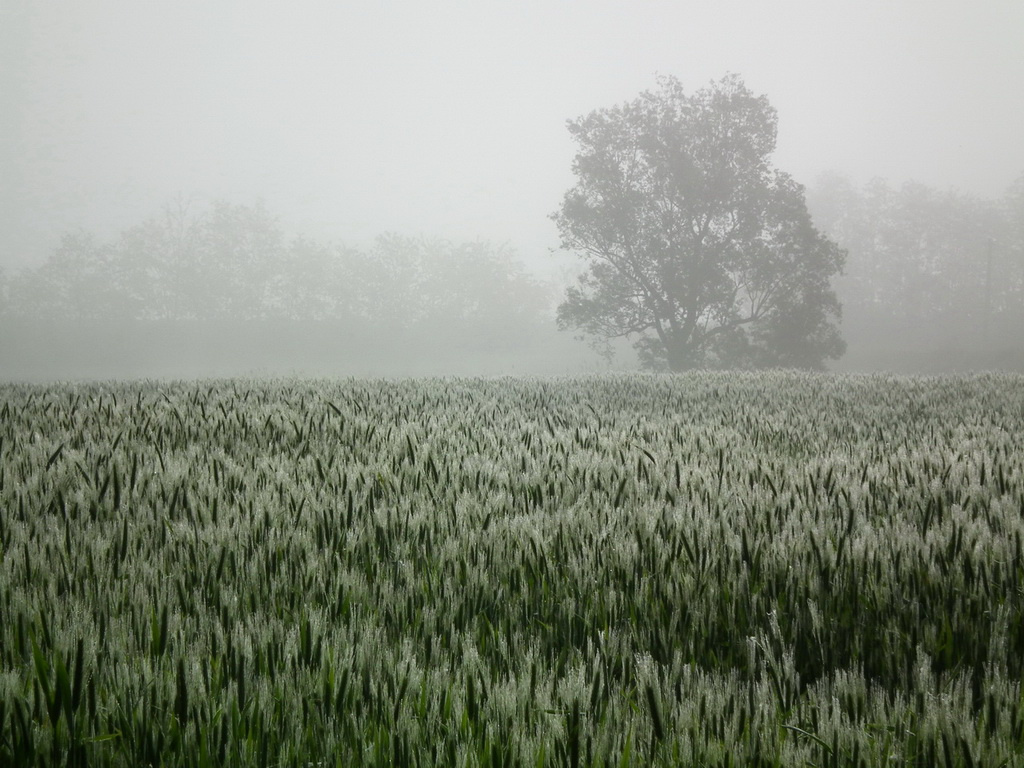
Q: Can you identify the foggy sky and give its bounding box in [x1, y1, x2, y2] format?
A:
[3, 0, 1023, 275]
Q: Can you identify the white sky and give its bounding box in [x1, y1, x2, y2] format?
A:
[2, 0, 1023, 274]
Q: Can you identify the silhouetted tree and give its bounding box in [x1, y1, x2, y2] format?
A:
[553, 74, 845, 371]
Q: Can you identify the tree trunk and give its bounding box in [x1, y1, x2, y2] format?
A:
[665, 335, 701, 372]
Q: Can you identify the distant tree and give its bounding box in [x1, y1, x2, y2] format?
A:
[0, 266, 8, 316]
[116, 200, 290, 320]
[4, 202, 555, 341]
[553, 74, 845, 371]
[362, 234, 549, 331]
[274, 236, 363, 321]
[807, 173, 1023, 357]
[1004, 172, 1024, 300]
[10, 201, 302, 322]
[7, 231, 135, 319]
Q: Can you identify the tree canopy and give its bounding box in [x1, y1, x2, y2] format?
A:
[553, 74, 846, 371]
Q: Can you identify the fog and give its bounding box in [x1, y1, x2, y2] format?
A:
[3, 1, 1024, 379]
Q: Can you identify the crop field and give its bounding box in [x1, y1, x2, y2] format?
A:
[1, 372, 1023, 767]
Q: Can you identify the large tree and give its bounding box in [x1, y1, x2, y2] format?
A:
[553, 74, 845, 371]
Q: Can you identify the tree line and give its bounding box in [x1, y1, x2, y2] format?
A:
[807, 172, 1024, 370]
[2, 75, 1022, 375]
[0, 203, 593, 379]
[0, 200, 550, 330]
[549, 74, 1024, 372]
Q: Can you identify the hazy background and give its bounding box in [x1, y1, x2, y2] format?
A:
[2, 0, 1023, 378]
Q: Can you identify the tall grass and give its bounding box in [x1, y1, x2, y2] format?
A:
[1, 372, 1022, 766]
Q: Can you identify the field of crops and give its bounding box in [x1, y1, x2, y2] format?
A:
[1, 372, 1023, 767]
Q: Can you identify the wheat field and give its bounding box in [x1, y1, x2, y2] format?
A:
[1, 372, 1022, 766]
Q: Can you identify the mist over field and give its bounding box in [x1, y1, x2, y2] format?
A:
[4, 6, 1024, 765]
[2, 1, 1023, 378]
